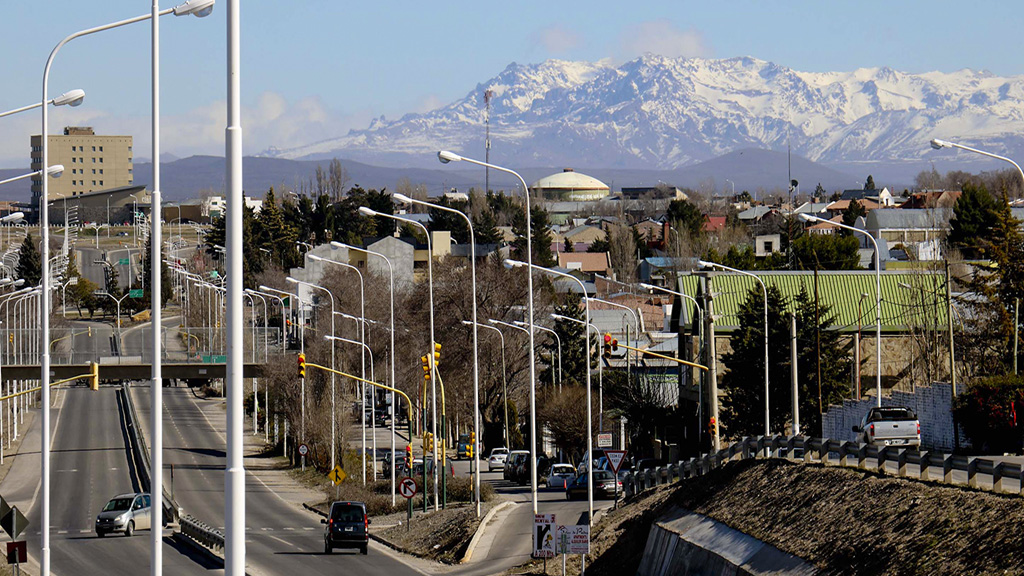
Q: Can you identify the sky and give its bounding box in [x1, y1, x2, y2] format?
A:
[1, 0, 1023, 168]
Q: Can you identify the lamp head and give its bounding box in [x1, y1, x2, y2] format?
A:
[53, 89, 85, 107]
[696, 260, 712, 269]
[798, 213, 815, 223]
[308, 254, 323, 262]
[930, 138, 952, 150]
[639, 282, 656, 290]
[285, 277, 299, 285]
[330, 241, 348, 250]
[12, 279, 25, 287]
[461, 320, 473, 326]
[437, 150, 462, 164]
[487, 318, 498, 325]
[513, 320, 528, 327]
[358, 207, 376, 217]
[1, 212, 24, 224]
[174, 0, 215, 17]
[46, 165, 64, 178]
[503, 258, 526, 270]
[392, 193, 412, 205]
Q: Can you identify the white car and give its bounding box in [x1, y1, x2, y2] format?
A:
[487, 447, 509, 471]
[546, 463, 576, 490]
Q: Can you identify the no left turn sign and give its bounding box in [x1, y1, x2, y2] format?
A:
[399, 477, 418, 499]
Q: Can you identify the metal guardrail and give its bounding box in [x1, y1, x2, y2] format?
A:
[621, 435, 1024, 499]
[119, 383, 224, 551]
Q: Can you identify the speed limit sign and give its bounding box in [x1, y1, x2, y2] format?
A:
[298, 443, 308, 456]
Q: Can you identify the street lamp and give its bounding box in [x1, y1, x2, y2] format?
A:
[438, 150, 539, 515]
[392, 191, 483, 516]
[463, 320, 509, 448]
[0, 165, 63, 187]
[330, 240, 398, 504]
[505, 258, 594, 525]
[0, 90, 85, 119]
[930, 139, 1024, 191]
[286, 276, 337, 471]
[260, 284, 305, 464]
[359, 205, 442, 510]
[697, 260, 771, 437]
[799, 213, 883, 407]
[515, 320, 561, 389]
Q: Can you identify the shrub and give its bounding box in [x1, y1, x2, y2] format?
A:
[953, 374, 1024, 454]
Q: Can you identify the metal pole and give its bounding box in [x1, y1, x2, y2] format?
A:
[706, 276, 720, 451]
[150, 1, 164, 572]
[790, 313, 799, 436]
[225, 0, 246, 571]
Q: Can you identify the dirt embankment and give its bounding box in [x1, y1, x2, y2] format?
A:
[513, 459, 1024, 576]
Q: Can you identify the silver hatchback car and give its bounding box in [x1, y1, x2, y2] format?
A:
[96, 493, 151, 537]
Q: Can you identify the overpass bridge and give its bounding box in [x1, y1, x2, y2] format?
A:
[0, 361, 270, 382]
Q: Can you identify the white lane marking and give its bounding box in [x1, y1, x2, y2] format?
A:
[80, 529, 91, 533]
[27, 388, 68, 520]
[266, 534, 299, 549]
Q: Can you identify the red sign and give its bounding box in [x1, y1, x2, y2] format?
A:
[605, 450, 627, 473]
[399, 477, 418, 499]
[6, 541, 25, 565]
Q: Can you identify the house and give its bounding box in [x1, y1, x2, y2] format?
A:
[703, 215, 727, 234]
[840, 187, 894, 207]
[900, 191, 962, 210]
[865, 209, 950, 260]
[826, 198, 880, 213]
[633, 219, 666, 246]
[736, 206, 776, 222]
[755, 234, 782, 257]
[557, 252, 610, 278]
[551, 224, 606, 252]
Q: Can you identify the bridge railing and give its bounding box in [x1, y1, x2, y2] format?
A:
[621, 435, 1024, 499]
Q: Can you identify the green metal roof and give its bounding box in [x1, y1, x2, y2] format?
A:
[676, 270, 947, 333]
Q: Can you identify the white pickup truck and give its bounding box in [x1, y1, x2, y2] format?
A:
[852, 406, 921, 447]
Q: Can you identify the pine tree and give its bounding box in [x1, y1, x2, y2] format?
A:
[793, 286, 851, 435]
[667, 199, 704, 237]
[141, 233, 171, 308]
[511, 206, 555, 267]
[16, 233, 41, 286]
[949, 182, 1000, 258]
[842, 198, 866, 230]
[864, 175, 876, 191]
[473, 208, 501, 246]
[256, 188, 296, 270]
[540, 292, 593, 387]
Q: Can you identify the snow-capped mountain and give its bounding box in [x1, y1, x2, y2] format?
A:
[258, 55, 1024, 170]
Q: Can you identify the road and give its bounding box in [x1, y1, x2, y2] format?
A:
[0, 386, 213, 575]
[133, 384, 427, 576]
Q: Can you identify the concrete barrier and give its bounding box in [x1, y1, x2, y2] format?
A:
[637, 509, 817, 576]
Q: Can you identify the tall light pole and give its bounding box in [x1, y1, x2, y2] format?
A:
[286, 277, 337, 469]
[0, 90, 84, 119]
[698, 260, 771, 437]
[799, 213, 883, 407]
[505, 258, 594, 525]
[930, 139, 1024, 193]
[392, 191, 482, 515]
[39, 6, 213, 573]
[0, 166, 64, 188]
[438, 151, 538, 515]
[359, 206, 441, 509]
[463, 320, 509, 448]
[516, 321, 561, 389]
[331, 241, 397, 504]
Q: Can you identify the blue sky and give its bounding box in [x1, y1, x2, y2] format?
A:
[1, 0, 1022, 167]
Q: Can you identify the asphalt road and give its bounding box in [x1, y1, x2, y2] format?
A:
[134, 384, 427, 576]
[0, 386, 212, 575]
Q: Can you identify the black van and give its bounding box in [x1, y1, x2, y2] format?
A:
[322, 501, 370, 554]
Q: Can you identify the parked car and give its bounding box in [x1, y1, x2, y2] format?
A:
[565, 470, 621, 500]
[853, 406, 921, 447]
[456, 433, 472, 460]
[95, 493, 151, 537]
[382, 451, 393, 476]
[373, 409, 388, 427]
[322, 501, 369, 555]
[424, 457, 457, 478]
[547, 463, 576, 490]
[576, 449, 607, 476]
[408, 457, 424, 477]
[504, 450, 530, 481]
[596, 456, 633, 481]
[487, 447, 509, 471]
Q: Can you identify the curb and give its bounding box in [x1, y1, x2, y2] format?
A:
[460, 500, 518, 564]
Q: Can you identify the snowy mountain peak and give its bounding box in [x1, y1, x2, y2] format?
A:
[259, 55, 1024, 170]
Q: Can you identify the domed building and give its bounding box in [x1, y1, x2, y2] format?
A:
[530, 168, 609, 201]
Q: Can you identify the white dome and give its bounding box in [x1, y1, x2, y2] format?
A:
[530, 169, 609, 201]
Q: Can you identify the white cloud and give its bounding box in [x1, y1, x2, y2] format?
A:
[619, 19, 711, 60]
[531, 25, 583, 55]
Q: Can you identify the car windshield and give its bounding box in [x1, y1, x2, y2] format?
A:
[331, 505, 364, 523]
[552, 465, 574, 475]
[872, 408, 916, 421]
[103, 497, 133, 512]
[492, 449, 508, 456]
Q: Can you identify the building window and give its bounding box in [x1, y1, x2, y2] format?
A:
[72, 158, 76, 163]
[80, 157, 84, 163]
[99, 169, 103, 174]
[92, 146, 96, 152]
[99, 146, 103, 152]
[92, 169, 96, 174]
[128, 169, 132, 174]
[92, 181, 96, 186]
[99, 158, 103, 163]
[92, 158, 96, 163]
[99, 181, 103, 186]
[71, 146, 76, 151]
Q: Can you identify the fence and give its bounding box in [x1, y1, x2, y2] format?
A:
[622, 435, 1024, 500]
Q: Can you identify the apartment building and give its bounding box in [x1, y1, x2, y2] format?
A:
[30, 126, 133, 208]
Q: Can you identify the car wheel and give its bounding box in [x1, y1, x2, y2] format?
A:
[360, 544, 368, 555]
[125, 521, 134, 537]
[324, 540, 332, 554]
[96, 531, 105, 538]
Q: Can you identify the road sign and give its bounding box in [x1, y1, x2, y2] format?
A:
[533, 513, 556, 559]
[6, 541, 25, 565]
[556, 524, 589, 555]
[1, 505, 27, 540]
[298, 443, 309, 456]
[597, 433, 613, 448]
[328, 465, 347, 486]
[201, 355, 227, 363]
[399, 477, 418, 499]
[67, 277, 79, 286]
[117, 258, 130, 265]
[605, 450, 627, 473]
[128, 289, 144, 298]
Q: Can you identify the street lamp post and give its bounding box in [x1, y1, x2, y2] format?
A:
[697, 260, 771, 437]
[0, 166, 64, 188]
[0, 90, 85, 119]
[516, 321, 561, 390]
[438, 150, 538, 515]
[392, 192, 482, 516]
[260, 284, 304, 463]
[330, 241, 397, 505]
[463, 321, 509, 448]
[359, 206, 442, 509]
[930, 139, 1024, 192]
[505, 258, 594, 525]
[799, 214, 883, 407]
[336, 311, 375, 482]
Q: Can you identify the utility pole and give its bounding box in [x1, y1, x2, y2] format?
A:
[705, 275, 719, 451]
[484, 89, 492, 196]
[790, 313, 799, 436]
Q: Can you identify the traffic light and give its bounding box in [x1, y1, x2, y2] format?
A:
[433, 342, 442, 367]
[89, 361, 99, 391]
[467, 431, 476, 459]
[421, 355, 431, 381]
[298, 353, 306, 378]
[603, 333, 612, 359]
[708, 416, 717, 438]
[611, 338, 618, 352]
[424, 432, 434, 453]
[405, 445, 412, 469]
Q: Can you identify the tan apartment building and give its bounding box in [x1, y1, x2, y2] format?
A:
[30, 126, 133, 208]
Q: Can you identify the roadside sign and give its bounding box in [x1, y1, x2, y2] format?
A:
[597, 433, 613, 448]
[399, 477, 418, 499]
[128, 289, 144, 298]
[298, 443, 309, 456]
[93, 290, 107, 297]
[556, 524, 589, 555]
[0, 495, 9, 523]
[201, 355, 227, 364]
[6, 541, 25, 565]
[328, 465, 347, 486]
[68, 277, 79, 286]
[605, 450, 627, 473]
[0, 505, 27, 540]
[117, 258, 130, 266]
[533, 513, 556, 559]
